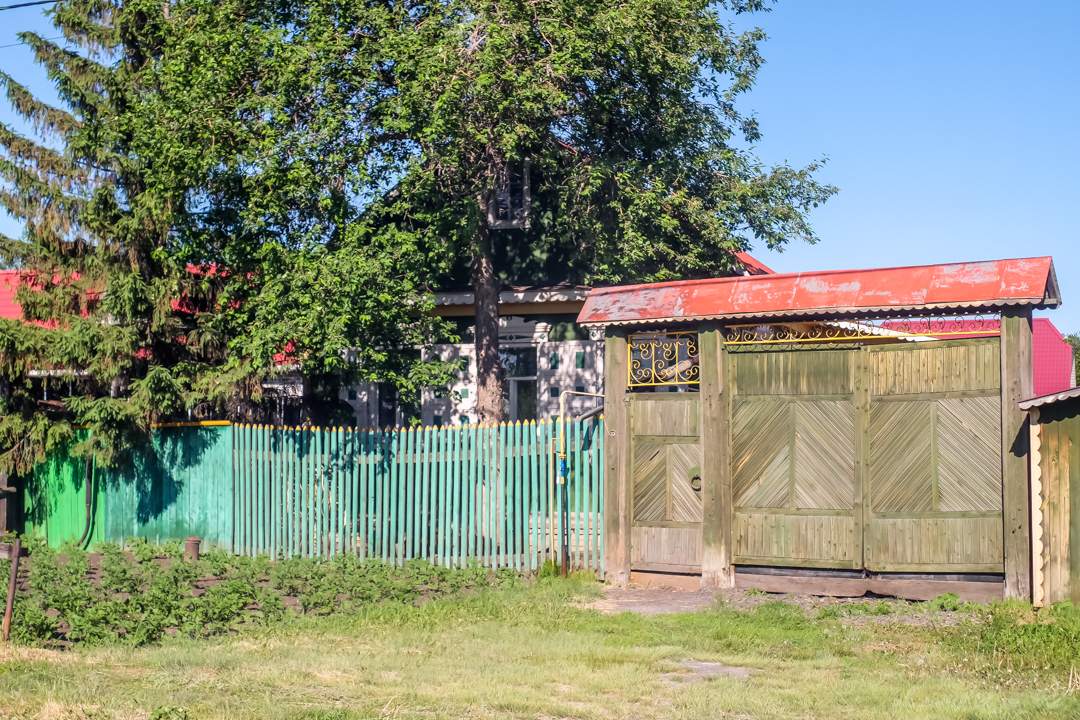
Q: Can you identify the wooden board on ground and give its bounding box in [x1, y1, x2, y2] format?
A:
[734, 571, 1003, 603]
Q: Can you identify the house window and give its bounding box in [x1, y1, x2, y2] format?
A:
[575, 351, 585, 369]
[460, 415, 469, 425]
[378, 383, 398, 430]
[549, 387, 560, 398]
[347, 389, 357, 401]
[460, 388, 469, 399]
[575, 386, 585, 393]
[500, 347, 538, 422]
[550, 353, 560, 369]
[433, 414, 443, 427]
[487, 160, 531, 230]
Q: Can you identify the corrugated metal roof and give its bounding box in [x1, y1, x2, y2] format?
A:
[0, 270, 21, 321]
[1032, 318, 1075, 397]
[577, 257, 1061, 327]
[1019, 386, 1080, 411]
[733, 252, 774, 276]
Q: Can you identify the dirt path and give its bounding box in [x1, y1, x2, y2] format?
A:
[583, 586, 721, 615]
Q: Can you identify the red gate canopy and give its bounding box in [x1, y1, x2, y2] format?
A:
[577, 257, 1061, 326]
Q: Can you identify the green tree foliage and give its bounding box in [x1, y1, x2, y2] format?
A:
[154, 0, 836, 422]
[1065, 332, 1080, 384]
[0, 0, 453, 474]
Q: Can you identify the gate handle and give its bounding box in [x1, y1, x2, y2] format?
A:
[689, 466, 702, 492]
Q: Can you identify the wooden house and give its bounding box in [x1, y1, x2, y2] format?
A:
[579, 256, 1064, 602]
[1023, 387, 1080, 606]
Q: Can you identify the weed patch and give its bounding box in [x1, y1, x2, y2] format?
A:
[947, 599, 1080, 673]
[7, 536, 524, 648]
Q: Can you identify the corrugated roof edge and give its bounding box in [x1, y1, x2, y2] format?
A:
[1019, 386, 1080, 411]
[578, 256, 1060, 327]
[580, 298, 1057, 327]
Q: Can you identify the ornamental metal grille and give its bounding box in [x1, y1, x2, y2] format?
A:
[723, 316, 1001, 345]
[628, 332, 700, 388]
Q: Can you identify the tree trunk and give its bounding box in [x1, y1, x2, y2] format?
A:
[472, 211, 503, 425]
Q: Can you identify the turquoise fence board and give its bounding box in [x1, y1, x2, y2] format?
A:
[24, 425, 234, 550]
[24, 419, 604, 571]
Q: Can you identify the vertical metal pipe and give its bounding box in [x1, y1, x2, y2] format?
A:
[575, 419, 583, 571]
[598, 416, 605, 574]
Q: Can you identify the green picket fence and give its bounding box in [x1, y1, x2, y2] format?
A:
[25, 419, 604, 573]
[232, 419, 604, 572]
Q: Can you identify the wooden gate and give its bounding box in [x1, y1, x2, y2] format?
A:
[730, 338, 1004, 574]
[629, 394, 703, 572]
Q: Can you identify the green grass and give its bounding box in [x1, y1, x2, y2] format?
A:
[1, 578, 1078, 720]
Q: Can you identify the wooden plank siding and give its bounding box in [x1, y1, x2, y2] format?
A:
[869, 340, 1000, 396]
[730, 348, 860, 568]
[627, 392, 703, 573]
[603, 328, 631, 584]
[1001, 310, 1034, 599]
[1030, 399, 1080, 605]
[698, 322, 732, 588]
[866, 339, 1004, 573]
[727, 338, 1005, 575]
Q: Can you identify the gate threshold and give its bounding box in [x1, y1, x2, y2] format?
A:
[735, 566, 1003, 603]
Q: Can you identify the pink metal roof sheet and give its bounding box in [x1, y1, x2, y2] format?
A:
[0, 270, 21, 321]
[1033, 318, 1075, 397]
[577, 257, 1061, 326]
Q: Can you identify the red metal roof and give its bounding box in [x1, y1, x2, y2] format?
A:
[577, 257, 1061, 326]
[0, 270, 21, 321]
[733, 252, 775, 276]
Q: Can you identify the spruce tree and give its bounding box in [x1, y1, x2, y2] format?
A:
[0, 0, 451, 474]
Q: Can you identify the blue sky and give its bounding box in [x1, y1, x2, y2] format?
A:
[732, 1, 1080, 334]
[1, 1, 1077, 333]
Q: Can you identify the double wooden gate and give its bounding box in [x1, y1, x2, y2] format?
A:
[630, 338, 1005, 575]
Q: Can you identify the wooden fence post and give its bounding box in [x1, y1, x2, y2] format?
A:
[1001, 308, 1034, 600]
[603, 327, 630, 585]
[698, 322, 733, 588]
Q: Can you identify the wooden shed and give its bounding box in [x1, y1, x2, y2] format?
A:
[579, 257, 1062, 602]
[1023, 387, 1080, 606]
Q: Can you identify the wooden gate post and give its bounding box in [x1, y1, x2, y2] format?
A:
[698, 322, 733, 588]
[603, 327, 631, 585]
[1001, 308, 1034, 600]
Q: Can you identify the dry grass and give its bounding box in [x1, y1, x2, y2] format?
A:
[0, 579, 1077, 720]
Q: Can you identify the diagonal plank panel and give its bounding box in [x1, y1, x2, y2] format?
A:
[632, 442, 668, 522]
[869, 401, 933, 512]
[670, 443, 704, 522]
[937, 396, 1002, 512]
[795, 401, 856, 509]
[732, 400, 790, 508]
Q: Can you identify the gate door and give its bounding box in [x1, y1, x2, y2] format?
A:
[727, 338, 1005, 574]
[629, 394, 703, 573]
[865, 340, 1004, 572]
[730, 348, 860, 568]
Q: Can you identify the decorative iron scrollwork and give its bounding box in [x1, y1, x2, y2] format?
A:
[724, 316, 1001, 345]
[628, 332, 700, 388]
